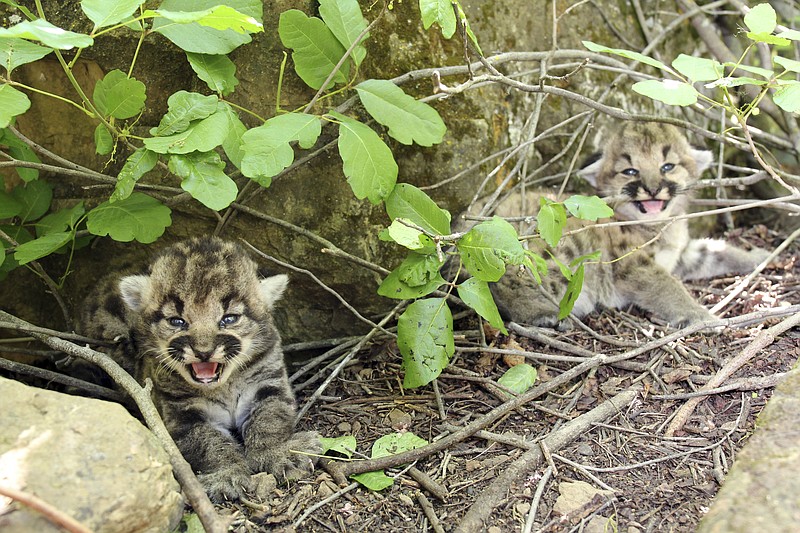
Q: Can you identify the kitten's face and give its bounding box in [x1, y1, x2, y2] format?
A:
[580, 123, 712, 221]
[119, 238, 287, 389]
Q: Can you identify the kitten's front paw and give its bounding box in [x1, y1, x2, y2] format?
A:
[247, 431, 321, 482]
[671, 307, 717, 331]
[198, 465, 254, 503]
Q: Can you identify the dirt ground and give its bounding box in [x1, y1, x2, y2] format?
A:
[198, 225, 799, 533]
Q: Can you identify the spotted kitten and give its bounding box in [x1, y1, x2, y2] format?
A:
[81, 236, 319, 502]
[489, 122, 769, 328]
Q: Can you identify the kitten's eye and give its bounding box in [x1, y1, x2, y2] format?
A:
[219, 314, 240, 328]
[621, 168, 639, 176]
[168, 316, 187, 328]
[661, 163, 675, 173]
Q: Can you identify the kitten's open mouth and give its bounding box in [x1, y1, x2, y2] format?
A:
[189, 362, 222, 384]
[634, 199, 667, 214]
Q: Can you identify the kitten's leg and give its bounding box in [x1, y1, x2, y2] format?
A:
[240, 365, 320, 481]
[616, 260, 713, 328]
[674, 238, 770, 280]
[162, 402, 253, 502]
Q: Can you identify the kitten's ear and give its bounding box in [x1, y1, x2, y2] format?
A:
[577, 152, 603, 187]
[259, 274, 289, 309]
[118, 275, 151, 312]
[689, 147, 713, 175]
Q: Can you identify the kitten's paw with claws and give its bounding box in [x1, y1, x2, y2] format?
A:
[247, 431, 321, 482]
[198, 465, 254, 503]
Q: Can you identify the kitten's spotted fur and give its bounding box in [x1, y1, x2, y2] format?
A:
[82, 236, 319, 502]
[488, 122, 769, 328]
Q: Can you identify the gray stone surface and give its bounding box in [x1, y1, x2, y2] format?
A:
[0, 377, 184, 533]
[698, 365, 800, 533]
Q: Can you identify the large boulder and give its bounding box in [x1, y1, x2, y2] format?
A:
[0, 377, 183, 533]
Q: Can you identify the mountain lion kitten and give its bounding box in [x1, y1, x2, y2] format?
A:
[81, 236, 319, 502]
[488, 122, 769, 328]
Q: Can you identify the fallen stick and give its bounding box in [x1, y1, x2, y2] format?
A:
[665, 311, 800, 436]
[454, 388, 639, 533]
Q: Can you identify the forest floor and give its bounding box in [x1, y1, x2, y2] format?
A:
[201, 224, 800, 533]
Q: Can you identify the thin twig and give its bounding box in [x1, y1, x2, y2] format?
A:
[0, 484, 93, 533]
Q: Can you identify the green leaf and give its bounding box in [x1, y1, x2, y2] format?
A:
[386, 218, 428, 250]
[582, 40, 670, 72]
[632, 80, 698, 106]
[457, 217, 525, 282]
[148, 5, 262, 33]
[111, 148, 158, 202]
[371, 432, 428, 458]
[81, 0, 145, 30]
[151, 0, 262, 54]
[356, 79, 446, 147]
[377, 252, 445, 300]
[13, 231, 72, 265]
[151, 91, 218, 137]
[559, 262, 585, 320]
[35, 202, 85, 237]
[0, 84, 30, 128]
[186, 52, 238, 96]
[321, 435, 356, 458]
[455, 3, 482, 55]
[169, 152, 237, 211]
[0, 127, 40, 182]
[705, 77, 767, 88]
[11, 179, 52, 222]
[564, 195, 613, 221]
[93, 69, 146, 120]
[94, 123, 113, 155]
[774, 83, 800, 112]
[775, 55, 800, 73]
[385, 183, 450, 235]
[319, 0, 369, 66]
[0, 19, 93, 49]
[724, 62, 773, 78]
[86, 192, 171, 243]
[397, 298, 454, 388]
[220, 103, 247, 169]
[240, 113, 322, 179]
[419, 0, 456, 38]
[181, 513, 204, 533]
[777, 29, 800, 41]
[332, 111, 398, 205]
[744, 3, 777, 34]
[144, 104, 230, 154]
[0, 224, 33, 276]
[497, 364, 538, 396]
[0, 38, 52, 74]
[672, 54, 723, 83]
[456, 277, 507, 334]
[351, 470, 394, 491]
[0, 191, 22, 219]
[278, 9, 349, 90]
[746, 32, 790, 46]
[537, 199, 566, 247]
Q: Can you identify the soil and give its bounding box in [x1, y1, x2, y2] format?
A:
[199, 225, 800, 533]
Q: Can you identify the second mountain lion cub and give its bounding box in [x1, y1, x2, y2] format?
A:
[490, 122, 769, 328]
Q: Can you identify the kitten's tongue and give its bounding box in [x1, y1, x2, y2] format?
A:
[640, 200, 664, 214]
[191, 362, 218, 381]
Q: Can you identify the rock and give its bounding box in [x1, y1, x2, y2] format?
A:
[0, 377, 183, 533]
[698, 367, 800, 533]
[553, 480, 615, 533]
